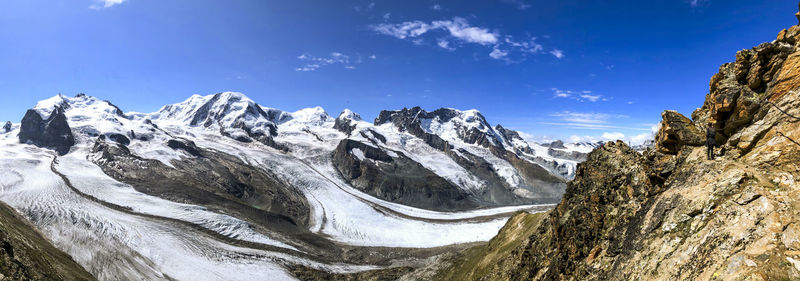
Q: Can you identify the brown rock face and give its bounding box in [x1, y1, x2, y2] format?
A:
[429, 4, 800, 281]
[692, 17, 799, 143]
[655, 110, 704, 155]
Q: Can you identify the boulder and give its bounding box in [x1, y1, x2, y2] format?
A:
[2, 121, 10, 133]
[655, 110, 704, 155]
[18, 107, 75, 155]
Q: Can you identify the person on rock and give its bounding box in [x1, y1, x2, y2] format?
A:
[706, 122, 716, 160]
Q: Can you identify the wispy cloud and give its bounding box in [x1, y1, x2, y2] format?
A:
[370, 17, 556, 61]
[438, 40, 455, 51]
[551, 88, 608, 102]
[432, 4, 443, 11]
[550, 111, 625, 125]
[544, 111, 651, 132]
[371, 17, 498, 45]
[89, 0, 126, 9]
[295, 52, 362, 72]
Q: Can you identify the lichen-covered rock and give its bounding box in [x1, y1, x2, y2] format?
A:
[655, 110, 704, 155]
[18, 107, 75, 155]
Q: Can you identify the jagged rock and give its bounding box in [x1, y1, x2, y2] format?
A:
[375, 107, 506, 150]
[375, 107, 453, 151]
[655, 110, 704, 155]
[797, 1, 800, 24]
[692, 31, 796, 142]
[18, 107, 75, 155]
[496, 125, 535, 155]
[334, 109, 361, 135]
[166, 139, 203, 157]
[2, 121, 10, 133]
[332, 139, 479, 211]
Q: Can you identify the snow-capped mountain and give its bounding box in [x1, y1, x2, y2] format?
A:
[0, 92, 596, 281]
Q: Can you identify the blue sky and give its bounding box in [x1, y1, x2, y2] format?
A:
[0, 0, 796, 143]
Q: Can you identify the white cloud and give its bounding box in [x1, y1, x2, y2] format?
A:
[295, 52, 366, 72]
[504, 37, 543, 54]
[370, 17, 556, 61]
[369, 54, 377, 59]
[438, 40, 455, 51]
[432, 4, 443, 10]
[601, 132, 625, 140]
[489, 48, 508, 59]
[569, 130, 654, 146]
[629, 132, 651, 145]
[434, 18, 498, 45]
[371, 17, 497, 45]
[551, 111, 617, 125]
[549, 49, 564, 59]
[383, 13, 391, 20]
[551, 88, 607, 102]
[89, 0, 126, 9]
[580, 94, 601, 102]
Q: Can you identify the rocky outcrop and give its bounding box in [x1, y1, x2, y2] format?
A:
[375, 107, 454, 152]
[91, 138, 311, 235]
[18, 107, 74, 155]
[496, 125, 534, 154]
[655, 110, 704, 155]
[431, 5, 800, 280]
[691, 20, 799, 144]
[0, 201, 95, 281]
[334, 109, 361, 135]
[332, 139, 479, 211]
[2, 122, 11, 133]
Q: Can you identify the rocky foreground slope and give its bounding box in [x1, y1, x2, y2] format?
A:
[427, 6, 800, 281]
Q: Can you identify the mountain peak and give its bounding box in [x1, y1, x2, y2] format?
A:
[338, 109, 362, 121]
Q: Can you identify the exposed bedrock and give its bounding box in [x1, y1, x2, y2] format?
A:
[89, 138, 315, 245]
[332, 139, 479, 211]
[18, 107, 75, 155]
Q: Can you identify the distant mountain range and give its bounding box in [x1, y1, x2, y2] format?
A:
[0, 91, 600, 280]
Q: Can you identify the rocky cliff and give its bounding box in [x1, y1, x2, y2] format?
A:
[431, 5, 800, 281]
[18, 107, 74, 155]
